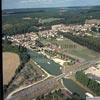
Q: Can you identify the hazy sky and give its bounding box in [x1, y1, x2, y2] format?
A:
[2, 0, 100, 9]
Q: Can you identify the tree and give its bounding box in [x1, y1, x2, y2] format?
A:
[91, 27, 97, 32]
[75, 71, 100, 96]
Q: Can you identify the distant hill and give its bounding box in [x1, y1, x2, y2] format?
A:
[2, 6, 100, 16]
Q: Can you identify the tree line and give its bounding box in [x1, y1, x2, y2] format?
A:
[75, 71, 100, 96]
[3, 41, 30, 94]
[59, 32, 100, 53]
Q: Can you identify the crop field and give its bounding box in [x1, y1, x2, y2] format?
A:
[40, 37, 100, 60]
[3, 52, 20, 85]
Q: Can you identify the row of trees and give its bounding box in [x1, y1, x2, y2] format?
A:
[3, 40, 30, 65]
[44, 49, 75, 62]
[59, 32, 100, 53]
[3, 43, 30, 75]
[3, 41, 30, 94]
[75, 71, 100, 96]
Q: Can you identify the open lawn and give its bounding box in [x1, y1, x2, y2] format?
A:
[3, 52, 20, 85]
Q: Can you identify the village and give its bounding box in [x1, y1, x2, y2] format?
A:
[2, 5, 100, 99]
[4, 19, 100, 51]
[3, 21, 99, 66]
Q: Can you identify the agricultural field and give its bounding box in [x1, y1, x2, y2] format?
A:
[3, 52, 20, 85]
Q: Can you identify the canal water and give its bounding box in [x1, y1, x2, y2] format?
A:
[28, 49, 86, 98]
[63, 78, 86, 98]
[28, 49, 62, 76]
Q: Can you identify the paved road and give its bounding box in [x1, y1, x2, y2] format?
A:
[5, 58, 100, 100]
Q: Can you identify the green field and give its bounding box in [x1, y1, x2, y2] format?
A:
[39, 37, 100, 60]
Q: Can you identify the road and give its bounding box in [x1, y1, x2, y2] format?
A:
[63, 58, 100, 76]
[5, 74, 65, 100]
[5, 58, 100, 100]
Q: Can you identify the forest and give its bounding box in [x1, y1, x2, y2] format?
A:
[2, 6, 100, 36]
[75, 71, 100, 96]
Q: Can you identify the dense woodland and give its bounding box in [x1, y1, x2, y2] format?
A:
[59, 32, 100, 53]
[75, 71, 100, 96]
[2, 6, 100, 36]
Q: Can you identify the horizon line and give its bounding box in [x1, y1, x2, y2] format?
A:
[2, 5, 100, 10]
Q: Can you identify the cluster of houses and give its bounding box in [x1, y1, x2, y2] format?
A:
[5, 20, 100, 50]
[44, 43, 61, 52]
[52, 24, 99, 36]
[38, 21, 100, 38]
[7, 32, 38, 49]
[38, 30, 57, 38]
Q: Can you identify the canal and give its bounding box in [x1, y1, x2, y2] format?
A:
[28, 49, 62, 76]
[63, 78, 86, 98]
[28, 49, 87, 98]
